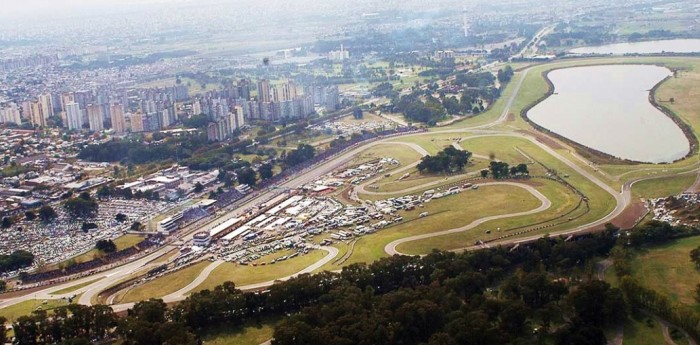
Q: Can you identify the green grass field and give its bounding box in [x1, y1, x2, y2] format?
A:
[117, 261, 211, 304]
[200, 321, 275, 345]
[396, 178, 582, 254]
[627, 235, 700, 306]
[621, 312, 667, 345]
[0, 299, 72, 322]
[52, 234, 145, 269]
[191, 250, 326, 293]
[632, 173, 696, 199]
[320, 184, 542, 270]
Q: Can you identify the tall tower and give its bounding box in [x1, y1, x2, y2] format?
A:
[462, 6, 469, 37]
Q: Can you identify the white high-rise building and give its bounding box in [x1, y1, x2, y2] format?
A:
[0, 104, 22, 125]
[66, 102, 83, 130]
[110, 104, 126, 134]
[87, 104, 104, 132]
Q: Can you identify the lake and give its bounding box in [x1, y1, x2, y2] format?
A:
[569, 39, 700, 55]
[527, 65, 689, 163]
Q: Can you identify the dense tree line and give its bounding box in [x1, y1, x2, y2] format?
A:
[628, 220, 698, 247]
[417, 146, 472, 174]
[0, 250, 34, 274]
[2, 227, 625, 344]
[487, 161, 529, 179]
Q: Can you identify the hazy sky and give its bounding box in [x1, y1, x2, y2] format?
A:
[0, 0, 191, 16]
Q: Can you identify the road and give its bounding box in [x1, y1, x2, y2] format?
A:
[384, 182, 552, 255]
[108, 246, 339, 312]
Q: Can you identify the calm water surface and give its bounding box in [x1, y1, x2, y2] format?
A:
[528, 65, 689, 163]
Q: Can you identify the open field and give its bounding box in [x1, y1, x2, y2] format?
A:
[200, 321, 275, 345]
[0, 299, 72, 322]
[621, 312, 668, 345]
[632, 174, 696, 199]
[51, 234, 145, 269]
[627, 235, 700, 306]
[191, 250, 326, 293]
[320, 184, 541, 270]
[346, 143, 423, 169]
[116, 261, 211, 304]
[396, 178, 583, 254]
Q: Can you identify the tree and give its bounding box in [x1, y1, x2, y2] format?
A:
[566, 280, 626, 327]
[285, 144, 316, 166]
[39, 205, 58, 223]
[0, 250, 34, 274]
[0, 316, 5, 345]
[115, 213, 128, 223]
[131, 221, 143, 231]
[690, 246, 700, 269]
[64, 196, 99, 218]
[96, 239, 117, 253]
[97, 185, 113, 198]
[1, 217, 12, 229]
[0, 280, 6, 292]
[25, 211, 37, 221]
[194, 182, 204, 193]
[489, 161, 510, 179]
[237, 167, 257, 186]
[81, 222, 98, 232]
[480, 169, 489, 178]
[417, 147, 472, 174]
[259, 163, 274, 180]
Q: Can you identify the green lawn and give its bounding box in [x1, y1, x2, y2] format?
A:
[320, 184, 542, 270]
[117, 261, 211, 304]
[53, 234, 145, 269]
[0, 299, 72, 322]
[200, 321, 275, 345]
[621, 312, 667, 345]
[349, 143, 423, 168]
[191, 250, 327, 293]
[632, 173, 696, 199]
[628, 235, 700, 305]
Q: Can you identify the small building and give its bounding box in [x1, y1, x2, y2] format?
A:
[192, 231, 212, 247]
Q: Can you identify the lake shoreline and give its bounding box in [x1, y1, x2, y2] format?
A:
[521, 62, 697, 165]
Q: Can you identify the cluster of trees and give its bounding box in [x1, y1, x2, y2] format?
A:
[417, 146, 472, 174]
[181, 114, 210, 129]
[284, 144, 316, 167]
[497, 66, 514, 83]
[63, 192, 99, 218]
[484, 161, 529, 179]
[95, 239, 117, 253]
[1, 226, 625, 344]
[373, 82, 399, 99]
[627, 220, 697, 247]
[0, 250, 34, 274]
[78, 139, 175, 165]
[394, 94, 447, 125]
